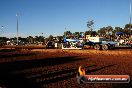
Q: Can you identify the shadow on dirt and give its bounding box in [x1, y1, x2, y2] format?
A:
[86, 64, 115, 74]
[32, 64, 116, 86]
[0, 56, 81, 88]
[31, 65, 97, 85]
[111, 80, 132, 88]
[0, 56, 80, 72]
[0, 53, 35, 58]
[0, 57, 130, 88]
[0, 49, 16, 52]
[0, 49, 34, 58]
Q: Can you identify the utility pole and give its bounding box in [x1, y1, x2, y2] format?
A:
[16, 13, 19, 45]
[130, 0, 132, 35]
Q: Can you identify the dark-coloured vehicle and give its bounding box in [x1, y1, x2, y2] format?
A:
[46, 41, 54, 49]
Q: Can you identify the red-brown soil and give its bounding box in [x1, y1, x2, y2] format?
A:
[0, 48, 132, 88]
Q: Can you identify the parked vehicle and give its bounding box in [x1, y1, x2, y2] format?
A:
[46, 41, 55, 49]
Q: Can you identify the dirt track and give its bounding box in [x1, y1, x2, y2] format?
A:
[0, 49, 132, 88]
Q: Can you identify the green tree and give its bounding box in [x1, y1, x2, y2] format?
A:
[56, 36, 63, 42]
[0, 37, 8, 45]
[87, 20, 94, 32]
[92, 31, 98, 36]
[73, 32, 80, 38]
[48, 35, 53, 40]
[106, 26, 113, 35]
[124, 24, 132, 35]
[113, 27, 123, 34]
[124, 24, 132, 29]
[85, 31, 97, 37]
[64, 31, 72, 37]
[18, 37, 27, 43]
[27, 36, 34, 44]
[97, 27, 107, 36]
[85, 31, 91, 35]
[35, 36, 45, 42]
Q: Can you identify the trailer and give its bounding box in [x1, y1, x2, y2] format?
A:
[61, 38, 83, 49]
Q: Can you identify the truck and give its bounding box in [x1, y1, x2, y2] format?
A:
[61, 37, 117, 50]
[84, 37, 117, 50]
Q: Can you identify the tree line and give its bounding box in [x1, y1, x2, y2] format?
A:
[65, 24, 132, 37]
[0, 24, 132, 45]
